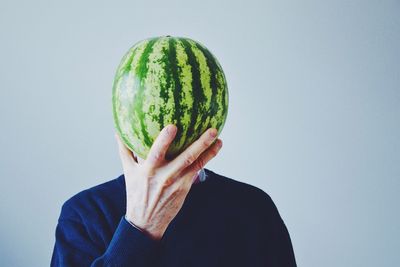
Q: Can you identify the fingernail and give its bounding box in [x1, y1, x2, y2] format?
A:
[217, 140, 223, 148]
[167, 125, 177, 135]
[209, 128, 217, 138]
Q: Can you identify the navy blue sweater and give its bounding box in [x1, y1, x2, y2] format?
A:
[51, 168, 296, 266]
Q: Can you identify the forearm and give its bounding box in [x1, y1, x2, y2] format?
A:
[51, 216, 161, 267]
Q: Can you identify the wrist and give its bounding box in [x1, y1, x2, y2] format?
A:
[124, 215, 162, 241]
[124, 215, 144, 232]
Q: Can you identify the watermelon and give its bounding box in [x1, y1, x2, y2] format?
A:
[112, 35, 229, 160]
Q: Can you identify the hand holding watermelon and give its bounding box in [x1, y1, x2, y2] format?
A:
[112, 36, 227, 240]
[115, 124, 222, 241]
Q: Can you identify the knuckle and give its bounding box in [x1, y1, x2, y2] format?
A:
[178, 179, 191, 193]
[162, 177, 174, 188]
[212, 146, 220, 155]
[209, 150, 217, 159]
[143, 166, 155, 178]
[170, 189, 179, 198]
[175, 184, 185, 194]
[152, 151, 163, 161]
[202, 139, 211, 148]
[183, 180, 192, 191]
[196, 158, 206, 170]
[184, 153, 196, 166]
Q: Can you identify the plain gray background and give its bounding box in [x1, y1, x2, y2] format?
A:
[1, 0, 399, 266]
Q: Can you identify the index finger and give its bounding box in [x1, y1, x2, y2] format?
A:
[166, 128, 218, 176]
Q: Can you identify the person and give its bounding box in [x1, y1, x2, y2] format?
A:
[51, 125, 297, 266]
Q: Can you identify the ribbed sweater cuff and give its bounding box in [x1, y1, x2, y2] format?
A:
[102, 216, 161, 266]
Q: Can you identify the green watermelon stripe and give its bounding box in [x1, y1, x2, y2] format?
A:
[216, 69, 228, 130]
[193, 43, 219, 130]
[187, 40, 211, 137]
[179, 38, 206, 149]
[112, 46, 141, 153]
[155, 40, 170, 132]
[173, 39, 193, 151]
[134, 39, 158, 148]
[127, 41, 150, 153]
[112, 79, 124, 147]
[142, 38, 174, 144]
[167, 37, 184, 157]
[116, 40, 146, 80]
[120, 49, 135, 74]
[187, 40, 213, 139]
[208, 47, 229, 131]
[197, 42, 228, 132]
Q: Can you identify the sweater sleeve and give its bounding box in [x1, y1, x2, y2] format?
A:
[51, 207, 161, 266]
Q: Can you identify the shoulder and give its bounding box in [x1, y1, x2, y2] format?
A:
[205, 168, 273, 201]
[204, 168, 280, 219]
[58, 174, 125, 222]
